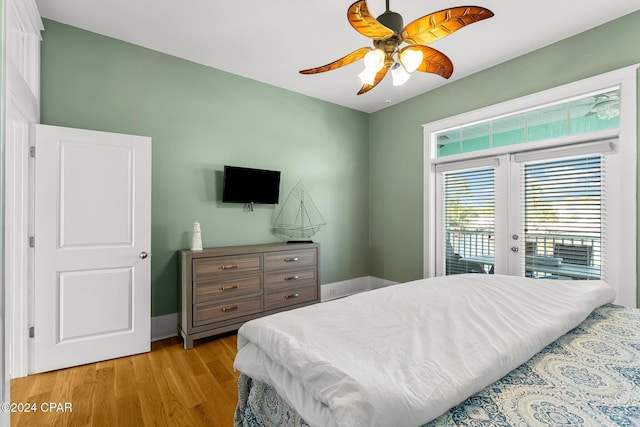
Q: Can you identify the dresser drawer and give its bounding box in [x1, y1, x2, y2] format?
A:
[265, 285, 317, 310]
[193, 254, 261, 281]
[194, 275, 262, 304]
[264, 249, 316, 272]
[193, 295, 263, 327]
[265, 267, 317, 291]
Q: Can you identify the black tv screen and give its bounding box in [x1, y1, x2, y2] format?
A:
[222, 166, 281, 204]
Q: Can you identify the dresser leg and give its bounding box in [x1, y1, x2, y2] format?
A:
[179, 327, 194, 349]
[183, 336, 194, 350]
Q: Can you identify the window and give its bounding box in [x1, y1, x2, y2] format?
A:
[424, 66, 637, 307]
[435, 88, 620, 158]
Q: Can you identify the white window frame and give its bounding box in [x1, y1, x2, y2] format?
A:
[423, 65, 638, 308]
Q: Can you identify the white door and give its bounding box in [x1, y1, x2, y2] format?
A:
[33, 124, 151, 373]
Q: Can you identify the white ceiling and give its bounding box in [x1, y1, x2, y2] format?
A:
[35, 0, 640, 113]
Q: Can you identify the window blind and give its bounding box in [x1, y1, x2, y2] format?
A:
[443, 167, 495, 275]
[523, 155, 602, 280]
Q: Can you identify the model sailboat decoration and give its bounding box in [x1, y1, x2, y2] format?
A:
[273, 180, 326, 242]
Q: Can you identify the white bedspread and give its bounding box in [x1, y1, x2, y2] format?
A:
[234, 275, 615, 427]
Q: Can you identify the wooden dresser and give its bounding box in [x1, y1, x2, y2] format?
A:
[179, 242, 320, 349]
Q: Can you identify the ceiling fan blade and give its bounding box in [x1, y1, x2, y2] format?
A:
[348, 0, 395, 40]
[357, 66, 389, 95]
[299, 47, 371, 74]
[401, 45, 454, 79]
[401, 6, 494, 45]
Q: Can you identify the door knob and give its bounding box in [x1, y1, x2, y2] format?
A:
[139, 251, 150, 259]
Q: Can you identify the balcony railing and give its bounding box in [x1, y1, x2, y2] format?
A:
[446, 229, 601, 279]
[447, 230, 494, 259]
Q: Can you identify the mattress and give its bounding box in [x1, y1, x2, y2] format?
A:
[235, 303, 640, 426]
[233, 275, 618, 427]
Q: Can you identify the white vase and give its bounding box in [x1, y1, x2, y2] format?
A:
[191, 222, 203, 251]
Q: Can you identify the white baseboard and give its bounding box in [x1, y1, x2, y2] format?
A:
[321, 276, 397, 301]
[151, 312, 179, 342]
[151, 276, 397, 341]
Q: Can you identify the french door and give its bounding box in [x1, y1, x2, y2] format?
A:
[435, 141, 614, 282]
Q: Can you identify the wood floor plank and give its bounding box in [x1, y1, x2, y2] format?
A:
[91, 364, 118, 427]
[193, 372, 236, 426]
[116, 393, 145, 427]
[10, 333, 240, 426]
[114, 357, 137, 399]
[148, 353, 200, 425]
[135, 380, 170, 427]
[70, 382, 96, 427]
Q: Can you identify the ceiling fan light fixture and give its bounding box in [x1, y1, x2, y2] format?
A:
[358, 68, 377, 85]
[391, 62, 411, 86]
[363, 49, 385, 72]
[399, 49, 423, 73]
[299, 1, 494, 95]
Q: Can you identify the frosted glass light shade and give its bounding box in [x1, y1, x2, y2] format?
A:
[391, 63, 410, 86]
[358, 68, 376, 86]
[400, 49, 423, 73]
[363, 49, 385, 72]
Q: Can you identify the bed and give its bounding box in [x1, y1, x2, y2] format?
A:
[233, 274, 640, 427]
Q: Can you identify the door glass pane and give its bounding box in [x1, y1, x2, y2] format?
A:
[444, 168, 495, 275]
[524, 155, 601, 280]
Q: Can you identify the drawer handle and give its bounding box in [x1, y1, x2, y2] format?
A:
[220, 284, 239, 291]
[221, 264, 239, 270]
[284, 257, 299, 262]
[284, 293, 300, 299]
[285, 275, 299, 281]
[221, 305, 240, 312]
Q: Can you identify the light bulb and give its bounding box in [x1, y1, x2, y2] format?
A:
[358, 68, 376, 86]
[391, 63, 411, 86]
[400, 49, 423, 73]
[363, 49, 385, 72]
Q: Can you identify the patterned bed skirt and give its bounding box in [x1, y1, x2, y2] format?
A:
[235, 304, 640, 426]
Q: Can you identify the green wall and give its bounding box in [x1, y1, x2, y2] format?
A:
[369, 11, 640, 306]
[40, 20, 371, 317]
[40, 10, 640, 315]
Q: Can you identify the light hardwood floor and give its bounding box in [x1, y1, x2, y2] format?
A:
[10, 333, 240, 427]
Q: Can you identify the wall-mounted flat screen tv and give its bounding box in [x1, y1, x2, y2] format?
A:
[222, 165, 281, 204]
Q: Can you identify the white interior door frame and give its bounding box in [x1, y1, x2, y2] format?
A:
[2, 0, 42, 381]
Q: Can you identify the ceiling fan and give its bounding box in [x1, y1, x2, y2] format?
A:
[300, 0, 494, 95]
